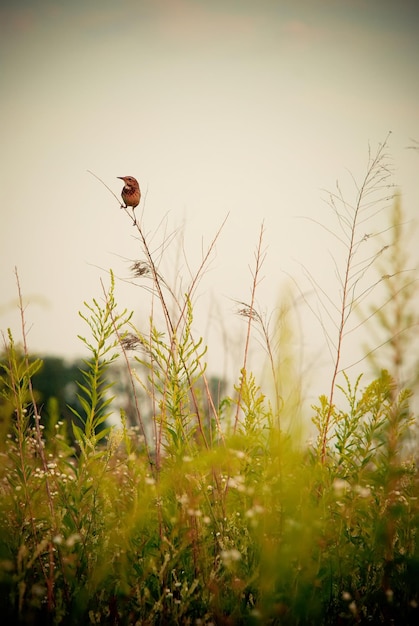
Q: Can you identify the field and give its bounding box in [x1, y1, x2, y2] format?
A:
[1, 139, 418, 624]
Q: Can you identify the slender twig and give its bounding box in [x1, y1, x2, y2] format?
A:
[87, 169, 122, 205]
[233, 223, 266, 432]
[319, 134, 393, 462]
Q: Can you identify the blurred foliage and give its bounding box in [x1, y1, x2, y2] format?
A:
[0, 352, 111, 450]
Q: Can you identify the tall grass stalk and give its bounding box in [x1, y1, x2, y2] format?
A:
[233, 223, 267, 433]
[299, 134, 395, 463]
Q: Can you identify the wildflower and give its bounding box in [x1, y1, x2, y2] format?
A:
[66, 533, 81, 547]
[245, 504, 264, 518]
[221, 548, 241, 564]
[333, 478, 350, 495]
[348, 601, 357, 615]
[177, 493, 189, 505]
[228, 475, 245, 491]
[355, 485, 371, 498]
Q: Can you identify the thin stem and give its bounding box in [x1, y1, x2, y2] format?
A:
[320, 134, 393, 462]
[233, 223, 266, 432]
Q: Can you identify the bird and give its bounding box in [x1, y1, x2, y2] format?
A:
[117, 175, 141, 225]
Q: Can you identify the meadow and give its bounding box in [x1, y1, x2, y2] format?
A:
[1, 138, 418, 625]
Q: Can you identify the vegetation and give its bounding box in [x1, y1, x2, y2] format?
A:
[0, 137, 418, 625]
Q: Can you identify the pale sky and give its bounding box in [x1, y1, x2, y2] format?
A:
[1, 0, 418, 404]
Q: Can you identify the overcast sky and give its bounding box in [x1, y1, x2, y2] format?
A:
[1, 0, 418, 404]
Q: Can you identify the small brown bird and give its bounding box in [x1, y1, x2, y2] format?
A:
[118, 175, 141, 224]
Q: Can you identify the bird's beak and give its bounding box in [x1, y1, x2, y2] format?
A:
[117, 176, 123, 180]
